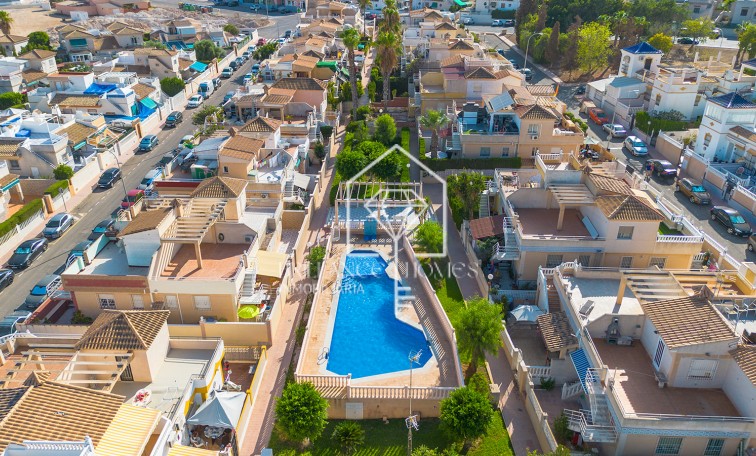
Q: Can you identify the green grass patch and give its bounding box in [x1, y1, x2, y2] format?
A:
[470, 413, 514, 456]
[420, 157, 521, 172]
[658, 223, 683, 235]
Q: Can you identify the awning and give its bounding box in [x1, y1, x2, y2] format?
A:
[187, 391, 247, 428]
[140, 97, 158, 110]
[453, 0, 469, 6]
[293, 172, 311, 191]
[190, 61, 208, 72]
[510, 305, 545, 323]
[255, 250, 288, 278]
[584, 136, 600, 145]
[168, 446, 219, 456]
[0, 175, 19, 192]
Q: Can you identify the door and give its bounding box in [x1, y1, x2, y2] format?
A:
[31, 167, 39, 178]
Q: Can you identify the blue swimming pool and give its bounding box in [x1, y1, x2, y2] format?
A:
[327, 250, 432, 379]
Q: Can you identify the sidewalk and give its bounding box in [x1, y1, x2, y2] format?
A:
[239, 125, 344, 456]
[426, 182, 543, 455]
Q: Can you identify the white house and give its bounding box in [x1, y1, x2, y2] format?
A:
[694, 92, 756, 161]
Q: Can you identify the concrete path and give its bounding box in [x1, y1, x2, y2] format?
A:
[239, 126, 343, 456]
[425, 182, 543, 455]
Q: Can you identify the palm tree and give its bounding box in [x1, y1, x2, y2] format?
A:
[0, 11, 13, 36]
[457, 296, 501, 376]
[380, 0, 401, 34]
[376, 31, 400, 107]
[342, 28, 361, 118]
[419, 109, 449, 159]
[358, 0, 372, 36]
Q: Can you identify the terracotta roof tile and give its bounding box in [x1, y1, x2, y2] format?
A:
[75, 310, 170, 351]
[537, 312, 578, 352]
[21, 69, 47, 84]
[526, 84, 557, 96]
[730, 345, 756, 385]
[641, 295, 736, 348]
[465, 66, 498, 80]
[131, 82, 157, 100]
[468, 215, 505, 239]
[0, 34, 28, 44]
[239, 116, 282, 132]
[272, 77, 327, 91]
[0, 388, 28, 422]
[59, 122, 97, 146]
[220, 136, 264, 160]
[191, 176, 247, 198]
[262, 93, 293, 104]
[515, 104, 557, 120]
[50, 94, 101, 108]
[730, 125, 756, 142]
[18, 49, 56, 60]
[595, 194, 663, 221]
[0, 138, 24, 158]
[440, 54, 464, 68]
[588, 173, 634, 195]
[449, 39, 475, 51]
[120, 207, 172, 236]
[435, 22, 457, 31]
[0, 173, 18, 189]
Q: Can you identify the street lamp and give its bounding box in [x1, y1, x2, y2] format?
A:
[524, 32, 543, 72]
[406, 350, 422, 456]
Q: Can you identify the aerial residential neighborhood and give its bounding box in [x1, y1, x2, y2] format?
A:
[2, 0, 756, 454]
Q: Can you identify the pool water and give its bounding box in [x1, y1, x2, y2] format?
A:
[327, 251, 432, 379]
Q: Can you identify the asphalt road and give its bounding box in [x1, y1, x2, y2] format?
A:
[0, 48, 266, 315]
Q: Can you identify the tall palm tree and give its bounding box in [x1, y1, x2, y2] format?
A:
[376, 31, 400, 107]
[0, 11, 13, 36]
[358, 0, 372, 36]
[419, 109, 449, 159]
[341, 28, 361, 118]
[381, 0, 401, 34]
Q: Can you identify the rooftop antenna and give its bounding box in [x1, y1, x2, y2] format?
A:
[406, 349, 422, 456]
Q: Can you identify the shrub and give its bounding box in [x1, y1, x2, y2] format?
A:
[373, 113, 397, 146]
[254, 42, 278, 60]
[0, 92, 25, 110]
[314, 141, 326, 160]
[355, 105, 371, 121]
[540, 377, 556, 391]
[307, 245, 326, 279]
[44, 179, 69, 196]
[553, 412, 573, 444]
[223, 24, 239, 36]
[635, 110, 689, 134]
[160, 77, 186, 97]
[319, 125, 334, 141]
[331, 421, 365, 455]
[0, 198, 44, 238]
[274, 382, 328, 443]
[421, 157, 522, 171]
[467, 371, 490, 395]
[52, 164, 74, 181]
[71, 310, 93, 325]
[491, 8, 516, 19]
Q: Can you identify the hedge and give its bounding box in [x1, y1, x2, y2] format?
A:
[635, 111, 689, 135]
[44, 180, 69, 196]
[0, 198, 44, 238]
[564, 112, 588, 133]
[420, 156, 522, 171]
[491, 9, 516, 19]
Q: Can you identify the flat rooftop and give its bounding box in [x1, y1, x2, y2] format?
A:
[160, 243, 245, 279]
[594, 340, 741, 417]
[110, 347, 214, 415]
[243, 206, 277, 236]
[564, 277, 643, 322]
[75, 241, 149, 277]
[516, 208, 592, 238]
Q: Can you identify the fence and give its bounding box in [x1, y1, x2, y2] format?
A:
[0, 208, 45, 263]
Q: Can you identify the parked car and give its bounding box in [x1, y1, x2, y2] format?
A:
[229, 60, 240, 70]
[121, 189, 145, 209]
[0, 269, 14, 292]
[227, 0, 239, 5]
[7, 238, 47, 270]
[42, 213, 74, 239]
[221, 67, 234, 78]
[491, 19, 504, 26]
[138, 134, 159, 152]
[603, 123, 627, 138]
[646, 159, 678, 178]
[283, 30, 292, 39]
[137, 168, 163, 191]
[165, 111, 183, 128]
[462, 17, 474, 24]
[235, 57, 245, 67]
[97, 167, 121, 188]
[276, 37, 286, 45]
[242, 50, 253, 59]
[520, 67, 533, 81]
[711, 206, 752, 236]
[279, 5, 295, 12]
[180, 135, 195, 148]
[24, 274, 62, 309]
[180, 153, 198, 171]
[623, 136, 648, 156]
[0, 311, 30, 336]
[251, 63, 261, 74]
[158, 152, 176, 168]
[575, 85, 586, 95]
[503, 19, 515, 26]
[257, 38, 267, 45]
[213, 77, 222, 89]
[365, 12, 376, 20]
[675, 178, 711, 204]
[267, 4, 278, 11]
[187, 94, 204, 108]
[243, 73, 254, 84]
[249, 3, 261, 10]
[588, 108, 608, 125]
[677, 37, 699, 45]
[223, 91, 235, 104]
[88, 219, 116, 241]
[748, 233, 756, 252]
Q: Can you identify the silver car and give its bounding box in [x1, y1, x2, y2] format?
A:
[42, 213, 74, 239]
[624, 136, 648, 156]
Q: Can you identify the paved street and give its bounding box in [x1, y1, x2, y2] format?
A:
[0, 54, 262, 317]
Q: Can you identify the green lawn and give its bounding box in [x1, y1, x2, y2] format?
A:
[658, 222, 683, 236]
[268, 415, 513, 456]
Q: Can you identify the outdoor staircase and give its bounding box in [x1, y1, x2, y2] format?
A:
[547, 280, 561, 313]
[239, 266, 263, 305]
[283, 179, 304, 204]
[491, 217, 520, 261]
[479, 191, 490, 218]
[564, 366, 617, 443]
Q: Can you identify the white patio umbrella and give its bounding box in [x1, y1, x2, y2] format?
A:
[510, 305, 545, 323]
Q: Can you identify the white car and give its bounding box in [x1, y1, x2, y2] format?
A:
[602, 123, 627, 138]
[624, 136, 648, 156]
[187, 94, 204, 108]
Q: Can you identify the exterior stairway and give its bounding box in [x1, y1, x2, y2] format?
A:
[547, 280, 561, 313]
[479, 191, 490, 218]
[239, 266, 261, 304]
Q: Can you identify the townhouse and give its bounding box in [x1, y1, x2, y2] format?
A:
[0, 34, 28, 57]
[693, 92, 756, 164]
[17, 49, 57, 94]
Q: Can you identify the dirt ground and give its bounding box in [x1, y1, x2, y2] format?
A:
[7, 7, 66, 37]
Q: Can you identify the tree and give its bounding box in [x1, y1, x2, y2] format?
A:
[53, 164, 74, 181]
[467, 371, 490, 395]
[275, 382, 328, 444]
[544, 0, 623, 30]
[0, 92, 24, 110]
[681, 18, 714, 44]
[563, 17, 581, 70]
[320, 125, 334, 141]
[194, 39, 225, 63]
[439, 386, 494, 447]
[535, 4, 548, 31]
[626, 0, 689, 33]
[457, 296, 501, 374]
[415, 221, 443, 254]
[544, 21, 561, 66]
[0, 11, 12, 35]
[314, 141, 326, 160]
[515, 0, 537, 43]
[192, 105, 224, 126]
[418, 110, 449, 159]
[737, 23, 756, 66]
[380, 0, 401, 34]
[342, 28, 361, 118]
[160, 77, 185, 97]
[20, 31, 52, 54]
[648, 33, 674, 53]
[527, 446, 571, 456]
[223, 24, 239, 36]
[376, 31, 401, 106]
[373, 113, 397, 146]
[331, 421, 365, 455]
[254, 42, 278, 60]
[446, 172, 486, 220]
[576, 22, 612, 74]
[336, 148, 368, 180]
[143, 39, 167, 50]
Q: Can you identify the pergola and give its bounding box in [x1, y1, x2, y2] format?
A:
[616, 270, 688, 306]
[333, 181, 425, 224]
[547, 185, 595, 231]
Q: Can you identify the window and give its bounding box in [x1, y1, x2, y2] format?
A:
[9, 161, 20, 170]
[546, 255, 563, 268]
[655, 94, 662, 105]
[502, 147, 510, 157]
[654, 339, 665, 367]
[480, 147, 491, 157]
[620, 256, 633, 268]
[693, 6, 700, 13]
[617, 226, 634, 240]
[649, 257, 667, 269]
[527, 124, 539, 135]
[131, 295, 144, 310]
[703, 133, 712, 148]
[742, 7, 749, 16]
[655, 437, 682, 455]
[98, 294, 116, 309]
[704, 439, 724, 456]
[131, 36, 139, 45]
[223, 166, 229, 174]
[578, 255, 591, 267]
[694, 94, 702, 106]
[688, 359, 718, 380]
[193, 295, 211, 310]
[165, 295, 178, 309]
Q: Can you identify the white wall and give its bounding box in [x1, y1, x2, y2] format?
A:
[723, 362, 756, 418]
[123, 230, 161, 267]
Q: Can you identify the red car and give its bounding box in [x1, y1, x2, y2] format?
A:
[257, 38, 267, 46]
[121, 189, 145, 209]
[589, 108, 608, 125]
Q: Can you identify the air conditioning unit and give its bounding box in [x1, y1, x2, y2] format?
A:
[531, 135, 539, 140]
[244, 235, 254, 243]
[260, 193, 268, 199]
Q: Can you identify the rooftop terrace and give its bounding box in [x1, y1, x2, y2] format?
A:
[516, 208, 592, 238]
[564, 277, 642, 322]
[75, 241, 148, 277]
[160, 243, 246, 279]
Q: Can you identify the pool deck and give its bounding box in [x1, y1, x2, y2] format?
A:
[300, 238, 459, 388]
